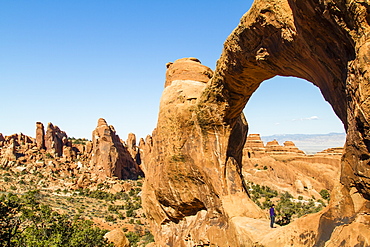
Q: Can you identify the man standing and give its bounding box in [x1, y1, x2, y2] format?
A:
[269, 204, 276, 228]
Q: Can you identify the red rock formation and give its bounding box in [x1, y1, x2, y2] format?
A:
[315, 147, 344, 156]
[165, 57, 213, 88]
[45, 122, 68, 157]
[195, 0, 370, 245]
[244, 134, 266, 158]
[35, 122, 45, 150]
[89, 118, 143, 180]
[0, 139, 17, 167]
[0, 133, 5, 147]
[126, 133, 141, 166]
[138, 135, 153, 175]
[244, 134, 305, 158]
[142, 58, 265, 246]
[4, 133, 33, 146]
[143, 0, 370, 245]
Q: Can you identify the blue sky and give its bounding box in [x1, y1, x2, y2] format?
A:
[0, 1, 345, 141]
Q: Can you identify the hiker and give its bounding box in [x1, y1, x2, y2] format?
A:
[269, 204, 276, 228]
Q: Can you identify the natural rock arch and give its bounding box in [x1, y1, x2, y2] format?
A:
[142, 0, 370, 246]
[201, 0, 369, 200]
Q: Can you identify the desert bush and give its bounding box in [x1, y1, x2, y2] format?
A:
[319, 189, 330, 201]
[142, 229, 155, 245]
[118, 213, 125, 220]
[88, 190, 115, 201]
[125, 232, 141, 247]
[126, 208, 136, 218]
[104, 215, 115, 222]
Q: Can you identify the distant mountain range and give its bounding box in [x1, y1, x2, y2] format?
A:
[261, 132, 346, 154]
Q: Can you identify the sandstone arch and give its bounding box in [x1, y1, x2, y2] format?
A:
[143, 0, 370, 246]
[203, 0, 369, 200]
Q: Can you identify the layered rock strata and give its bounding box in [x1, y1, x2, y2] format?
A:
[244, 134, 305, 157]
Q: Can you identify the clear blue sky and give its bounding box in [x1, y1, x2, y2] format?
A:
[0, 1, 345, 141]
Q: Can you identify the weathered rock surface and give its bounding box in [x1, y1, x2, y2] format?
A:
[89, 118, 143, 180]
[35, 122, 45, 150]
[138, 135, 153, 175]
[243, 155, 341, 199]
[126, 133, 142, 168]
[242, 135, 342, 200]
[0, 119, 144, 184]
[244, 134, 305, 157]
[142, 58, 266, 246]
[45, 122, 68, 157]
[0, 139, 17, 167]
[165, 57, 213, 88]
[143, 0, 370, 245]
[104, 228, 130, 247]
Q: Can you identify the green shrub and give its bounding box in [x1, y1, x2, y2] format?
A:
[319, 189, 330, 201]
[126, 208, 136, 218]
[125, 232, 141, 247]
[104, 215, 115, 222]
[118, 213, 125, 220]
[142, 229, 155, 245]
[0, 191, 113, 247]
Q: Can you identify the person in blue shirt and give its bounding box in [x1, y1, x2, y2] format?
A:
[269, 204, 276, 228]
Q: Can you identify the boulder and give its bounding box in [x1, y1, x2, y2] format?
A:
[104, 228, 130, 247]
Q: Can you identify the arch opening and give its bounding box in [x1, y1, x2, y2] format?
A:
[239, 75, 345, 226]
[244, 75, 345, 153]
